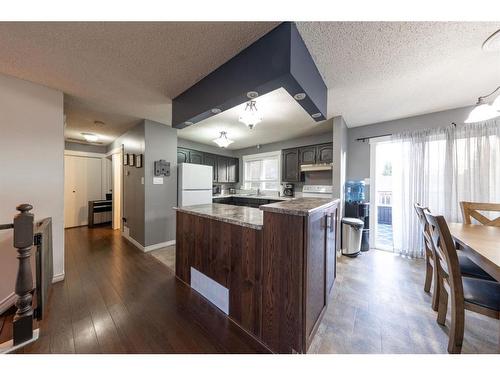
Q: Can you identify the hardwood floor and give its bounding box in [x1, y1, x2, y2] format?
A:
[15, 226, 269, 354]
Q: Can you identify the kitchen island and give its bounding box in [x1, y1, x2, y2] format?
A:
[174, 198, 340, 353]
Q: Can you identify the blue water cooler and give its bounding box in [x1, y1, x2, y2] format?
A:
[344, 180, 370, 252]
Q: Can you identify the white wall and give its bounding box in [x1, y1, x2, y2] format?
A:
[0, 73, 64, 308]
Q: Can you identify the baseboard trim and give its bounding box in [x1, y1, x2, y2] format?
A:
[0, 293, 16, 315]
[121, 231, 175, 252]
[144, 240, 176, 252]
[52, 273, 65, 283]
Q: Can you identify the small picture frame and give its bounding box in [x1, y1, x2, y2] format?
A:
[129, 154, 136, 167]
[136, 154, 143, 168]
[123, 153, 129, 166]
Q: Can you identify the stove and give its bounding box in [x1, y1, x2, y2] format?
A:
[302, 185, 333, 198]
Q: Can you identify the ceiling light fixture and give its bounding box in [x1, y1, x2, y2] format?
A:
[465, 85, 500, 123]
[184, 121, 194, 126]
[311, 113, 322, 119]
[94, 120, 105, 126]
[211, 108, 221, 114]
[82, 132, 99, 142]
[212, 131, 234, 148]
[238, 100, 262, 130]
[294, 93, 306, 101]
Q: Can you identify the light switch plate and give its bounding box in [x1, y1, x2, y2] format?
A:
[153, 177, 163, 185]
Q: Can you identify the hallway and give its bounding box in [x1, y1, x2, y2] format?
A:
[17, 226, 268, 353]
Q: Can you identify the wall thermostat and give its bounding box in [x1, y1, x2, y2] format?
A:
[154, 160, 170, 176]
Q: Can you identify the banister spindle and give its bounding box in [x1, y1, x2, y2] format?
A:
[12, 203, 34, 345]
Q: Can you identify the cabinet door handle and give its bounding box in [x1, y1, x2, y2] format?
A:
[326, 214, 334, 232]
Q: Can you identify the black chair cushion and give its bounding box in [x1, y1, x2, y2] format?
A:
[462, 277, 500, 311]
[458, 252, 496, 281]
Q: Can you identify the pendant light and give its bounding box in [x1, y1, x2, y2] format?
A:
[238, 100, 262, 130]
[212, 131, 234, 148]
[465, 86, 500, 123]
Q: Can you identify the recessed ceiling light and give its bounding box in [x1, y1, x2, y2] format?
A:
[211, 108, 221, 114]
[246, 91, 259, 99]
[311, 113, 322, 119]
[94, 120, 105, 126]
[483, 29, 500, 52]
[294, 93, 306, 101]
[184, 121, 194, 126]
[81, 132, 99, 142]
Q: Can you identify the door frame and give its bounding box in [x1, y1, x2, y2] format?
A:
[107, 146, 123, 231]
[368, 136, 391, 250]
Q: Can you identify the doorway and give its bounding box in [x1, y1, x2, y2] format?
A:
[369, 138, 395, 251]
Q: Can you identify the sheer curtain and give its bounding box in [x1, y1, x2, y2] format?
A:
[391, 119, 500, 258]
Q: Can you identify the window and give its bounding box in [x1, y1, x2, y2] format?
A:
[242, 151, 281, 191]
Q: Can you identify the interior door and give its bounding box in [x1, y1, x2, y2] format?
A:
[64, 155, 103, 228]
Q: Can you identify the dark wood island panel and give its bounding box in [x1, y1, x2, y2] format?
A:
[176, 211, 263, 338]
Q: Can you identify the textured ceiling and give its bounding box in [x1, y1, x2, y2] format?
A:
[0, 21, 499, 146]
[296, 21, 500, 127]
[177, 88, 332, 150]
[0, 21, 279, 143]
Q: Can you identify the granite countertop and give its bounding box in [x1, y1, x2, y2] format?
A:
[174, 203, 263, 230]
[212, 194, 294, 201]
[259, 198, 339, 216]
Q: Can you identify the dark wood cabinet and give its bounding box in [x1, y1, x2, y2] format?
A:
[282, 148, 301, 182]
[299, 146, 317, 165]
[216, 156, 229, 183]
[189, 150, 204, 164]
[227, 157, 238, 183]
[177, 148, 189, 164]
[202, 153, 218, 182]
[262, 199, 339, 353]
[177, 147, 239, 183]
[316, 143, 333, 164]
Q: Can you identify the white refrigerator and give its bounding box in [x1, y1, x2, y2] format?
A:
[178, 163, 213, 206]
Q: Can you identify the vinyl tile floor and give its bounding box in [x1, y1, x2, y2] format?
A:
[308, 250, 500, 354]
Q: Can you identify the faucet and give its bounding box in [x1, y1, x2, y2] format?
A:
[256, 188, 261, 196]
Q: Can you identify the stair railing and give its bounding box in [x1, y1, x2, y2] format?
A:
[0, 204, 36, 351]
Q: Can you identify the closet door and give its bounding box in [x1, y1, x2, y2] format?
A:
[64, 155, 103, 228]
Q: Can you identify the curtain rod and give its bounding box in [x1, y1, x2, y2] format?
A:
[355, 122, 457, 143]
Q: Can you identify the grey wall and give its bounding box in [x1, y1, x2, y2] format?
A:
[117, 122, 146, 245]
[332, 116, 348, 203]
[0, 74, 64, 306]
[178, 138, 236, 157]
[144, 120, 177, 246]
[65, 141, 107, 154]
[346, 105, 474, 182]
[234, 129, 334, 190]
[112, 120, 178, 248]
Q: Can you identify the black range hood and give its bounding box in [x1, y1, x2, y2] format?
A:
[172, 22, 327, 129]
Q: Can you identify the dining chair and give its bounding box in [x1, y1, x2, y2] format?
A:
[460, 201, 500, 226]
[414, 204, 495, 312]
[424, 211, 500, 354]
[414, 203, 440, 311]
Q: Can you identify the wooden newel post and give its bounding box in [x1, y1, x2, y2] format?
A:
[12, 203, 34, 345]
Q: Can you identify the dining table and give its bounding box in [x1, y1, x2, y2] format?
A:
[448, 223, 500, 282]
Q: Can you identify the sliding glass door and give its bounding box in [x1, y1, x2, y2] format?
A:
[369, 138, 395, 251]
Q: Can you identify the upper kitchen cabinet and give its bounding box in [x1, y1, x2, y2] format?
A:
[202, 153, 218, 182]
[299, 146, 317, 165]
[177, 146, 239, 184]
[227, 157, 239, 183]
[177, 148, 189, 164]
[282, 148, 302, 182]
[316, 143, 333, 164]
[217, 156, 229, 183]
[189, 149, 204, 164]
